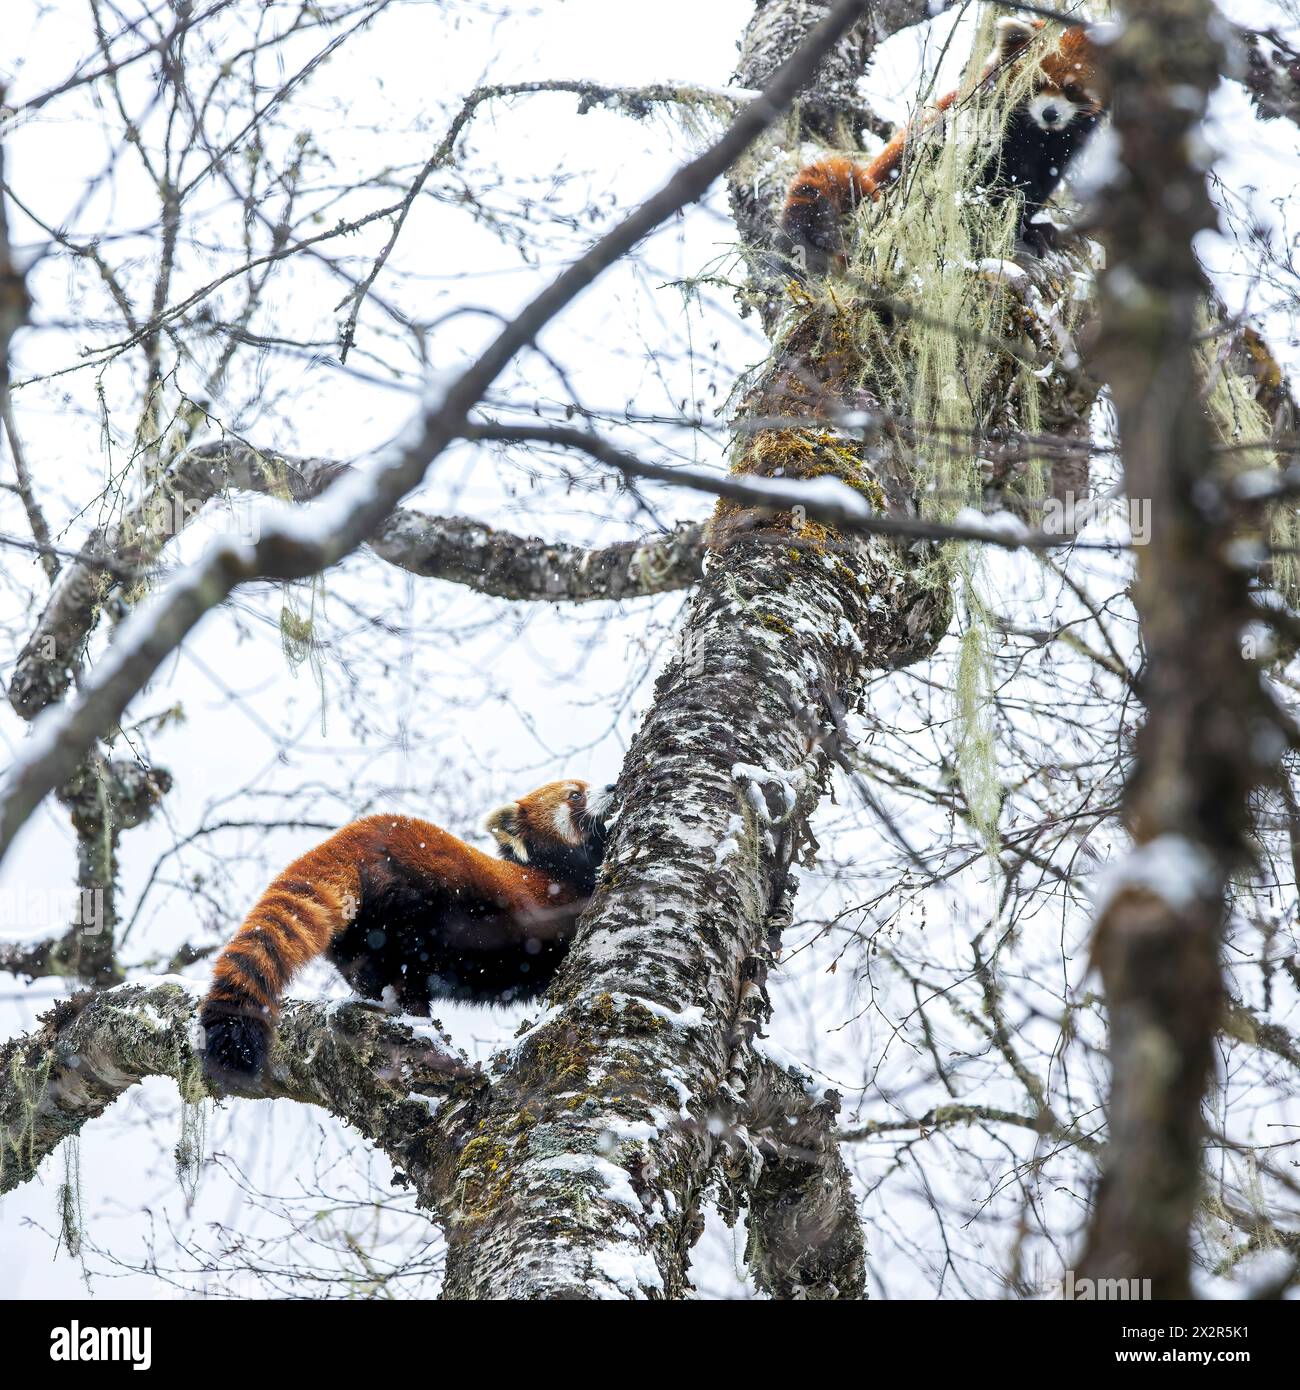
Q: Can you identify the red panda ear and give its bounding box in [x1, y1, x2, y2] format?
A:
[992, 15, 1043, 63]
[485, 803, 529, 862]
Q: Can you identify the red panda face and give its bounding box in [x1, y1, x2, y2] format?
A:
[1024, 90, 1086, 134]
[992, 16, 1105, 128]
[1037, 28, 1104, 119]
[485, 780, 613, 862]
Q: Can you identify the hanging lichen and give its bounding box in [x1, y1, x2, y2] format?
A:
[280, 589, 314, 669]
[955, 589, 1003, 851]
[280, 576, 330, 731]
[726, 6, 1111, 856]
[836, 9, 1053, 851]
[839, 11, 1075, 517]
[174, 1098, 206, 1206]
[56, 1136, 86, 1267]
[2, 1047, 54, 1187]
[174, 1036, 209, 1205]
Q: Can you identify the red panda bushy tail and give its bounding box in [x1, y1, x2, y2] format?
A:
[780, 156, 878, 274]
[199, 843, 361, 1084]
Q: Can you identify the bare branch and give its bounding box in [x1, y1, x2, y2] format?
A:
[468, 421, 1122, 552]
[7, 441, 702, 721]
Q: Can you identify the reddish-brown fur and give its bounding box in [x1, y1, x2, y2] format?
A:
[780, 20, 1102, 272]
[781, 155, 881, 236]
[205, 819, 579, 1017]
[200, 780, 609, 1083]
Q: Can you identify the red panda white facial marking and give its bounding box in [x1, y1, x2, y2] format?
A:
[1025, 92, 1082, 132]
[485, 779, 615, 859]
[550, 783, 585, 844]
[586, 782, 614, 826]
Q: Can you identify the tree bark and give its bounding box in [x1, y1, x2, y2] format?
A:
[435, 0, 1065, 1301]
[0, 982, 475, 1197]
[1079, 0, 1293, 1297]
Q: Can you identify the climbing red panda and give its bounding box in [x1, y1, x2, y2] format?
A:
[199, 779, 613, 1085]
[781, 17, 1105, 272]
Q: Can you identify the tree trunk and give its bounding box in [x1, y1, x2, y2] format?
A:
[1080, 0, 1293, 1297]
[434, 0, 1097, 1300]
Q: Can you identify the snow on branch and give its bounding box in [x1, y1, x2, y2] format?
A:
[469, 421, 1119, 552]
[730, 1049, 867, 1299]
[1233, 26, 1300, 127]
[8, 441, 702, 721]
[0, 980, 476, 1198]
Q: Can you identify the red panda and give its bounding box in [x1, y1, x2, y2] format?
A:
[199, 779, 613, 1085]
[781, 17, 1104, 273]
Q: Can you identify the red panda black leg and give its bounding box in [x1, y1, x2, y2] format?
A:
[1016, 215, 1060, 257]
[780, 192, 850, 279]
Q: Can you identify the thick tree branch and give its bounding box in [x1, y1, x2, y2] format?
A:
[373, 510, 705, 600]
[732, 1051, 868, 1299]
[7, 441, 703, 720]
[0, 981, 477, 1197]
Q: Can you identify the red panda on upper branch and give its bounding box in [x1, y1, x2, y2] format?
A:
[781, 16, 1105, 274]
[199, 779, 613, 1087]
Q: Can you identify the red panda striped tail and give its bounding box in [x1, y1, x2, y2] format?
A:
[200, 859, 358, 1086]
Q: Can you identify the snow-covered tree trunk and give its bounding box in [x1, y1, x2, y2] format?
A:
[432, 0, 1096, 1301]
[434, 494, 944, 1298]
